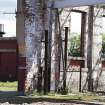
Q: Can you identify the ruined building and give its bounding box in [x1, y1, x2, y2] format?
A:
[15, 0, 105, 94]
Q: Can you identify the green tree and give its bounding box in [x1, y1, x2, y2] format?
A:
[68, 33, 81, 57]
[102, 33, 105, 58]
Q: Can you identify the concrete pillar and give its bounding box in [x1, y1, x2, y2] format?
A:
[24, 0, 45, 91]
[16, 0, 26, 93]
[87, 6, 103, 91]
[17, 0, 48, 92]
[92, 7, 103, 91]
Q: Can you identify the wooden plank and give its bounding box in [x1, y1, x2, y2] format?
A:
[49, 0, 105, 8]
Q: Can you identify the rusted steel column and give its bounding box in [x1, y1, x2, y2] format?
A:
[79, 12, 86, 92]
[17, 0, 25, 57]
[44, 30, 48, 94]
[79, 60, 85, 92]
[17, 0, 26, 93]
[87, 6, 94, 92]
[80, 12, 86, 57]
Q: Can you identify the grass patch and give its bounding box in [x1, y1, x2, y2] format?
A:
[26, 92, 105, 103]
[0, 81, 17, 91]
[0, 85, 104, 104]
[0, 92, 104, 104]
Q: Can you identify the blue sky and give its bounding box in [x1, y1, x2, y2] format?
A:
[0, 1, 104, 37]
[0, 0, 17, 37]
[0, 0, 81, 37]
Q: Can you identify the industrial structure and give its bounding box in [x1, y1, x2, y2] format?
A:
[16, 0, 105, 94]
[0, 24, 17, 82]
[1, 0, 105, 95]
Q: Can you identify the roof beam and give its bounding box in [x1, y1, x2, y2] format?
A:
[49, 0, 105, 8]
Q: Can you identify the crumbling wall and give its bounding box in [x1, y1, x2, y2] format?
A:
[24, 0, 46, 91]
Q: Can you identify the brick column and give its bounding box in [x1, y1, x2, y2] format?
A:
[18, 56, 26, 92]
[17, 0, 26, 93]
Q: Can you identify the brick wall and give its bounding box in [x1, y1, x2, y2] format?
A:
[0, 37, 17, 81]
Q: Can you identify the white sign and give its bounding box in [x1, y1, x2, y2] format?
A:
[49, 0, 105, 8]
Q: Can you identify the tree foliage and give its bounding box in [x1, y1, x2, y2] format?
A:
[68, 33, 105, 57]
[102, 33, 105, 58]
[68, 33, 81, 57]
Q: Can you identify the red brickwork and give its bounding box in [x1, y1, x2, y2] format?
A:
[18, 56, 26, 92]
[0, 38, 17, 81]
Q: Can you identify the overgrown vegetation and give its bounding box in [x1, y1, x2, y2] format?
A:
[68, 33, 81, 57]
[68, 33, 105, 57]
[0, 92, 104, 104]
[0, 78, 104, 104]
[0, 81, 17, 91]
[102, 33, 105, 58]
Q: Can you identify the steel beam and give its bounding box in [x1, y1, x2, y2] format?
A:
[49, 0, 105, 8]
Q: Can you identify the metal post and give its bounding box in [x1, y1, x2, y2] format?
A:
[63, 27, 68, 91]
[79, 61, 85, 92]
[79, 12, 86, 92]
[47, 2, 54, 92]
[79, 65, 82, 92]
[44, 30, 48, 94]
[87, 6, 94, 92]
[37, 67, 42, 93]
[80, 12, 86, 57]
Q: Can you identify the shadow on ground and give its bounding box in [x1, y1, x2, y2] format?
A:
[0, 92, 104, 105]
